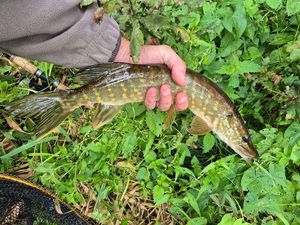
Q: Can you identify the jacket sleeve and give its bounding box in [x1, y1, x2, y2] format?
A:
[0, 0, 121, 68]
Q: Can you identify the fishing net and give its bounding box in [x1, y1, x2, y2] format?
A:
[0, 175, 92, 225]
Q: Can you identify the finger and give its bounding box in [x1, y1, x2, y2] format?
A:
[171, 62, 186, 86]
[159, 45, 186, 86]
[158, 84, 173, 111]
[175, 91, 188, 111]
[144, 87, 157, 109]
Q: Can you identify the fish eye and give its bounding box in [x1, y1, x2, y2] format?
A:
[242, 135, 250, 143]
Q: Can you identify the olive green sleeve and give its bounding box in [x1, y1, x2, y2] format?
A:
[0, 0, 121, 68]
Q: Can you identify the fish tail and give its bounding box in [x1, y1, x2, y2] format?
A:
[4, 91, 75, 137]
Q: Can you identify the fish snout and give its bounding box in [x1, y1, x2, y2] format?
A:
[239, 143, 259, 161]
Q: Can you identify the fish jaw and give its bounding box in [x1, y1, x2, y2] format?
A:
[229, 141, 259, 161]
[212, 115, 259, 160]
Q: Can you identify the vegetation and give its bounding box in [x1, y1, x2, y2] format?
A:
[1, 0, 300, 224]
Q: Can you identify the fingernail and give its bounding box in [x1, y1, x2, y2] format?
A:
[177, 92, 187, 104]
[178, 97, 186, 104]
[161, 85, 170, 96]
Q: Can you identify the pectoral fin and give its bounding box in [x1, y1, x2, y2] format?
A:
[188, 116, 211, 135]
[92, 104, 122, 129]
[163, 105, 176, 130]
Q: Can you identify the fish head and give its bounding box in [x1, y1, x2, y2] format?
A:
[220, 113, 259, 161]
[231, 133, 259, 161]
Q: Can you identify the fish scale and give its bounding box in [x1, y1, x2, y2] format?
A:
[3, 63, 258, 160]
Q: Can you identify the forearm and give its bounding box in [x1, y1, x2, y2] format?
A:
[0, 0, 121, 67]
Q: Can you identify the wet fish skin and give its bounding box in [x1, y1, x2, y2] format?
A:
[4, 63, 258, 160]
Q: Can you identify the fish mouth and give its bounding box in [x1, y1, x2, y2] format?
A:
[239, 144, 259, 161]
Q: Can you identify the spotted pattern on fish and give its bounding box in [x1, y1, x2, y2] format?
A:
[4, 63, 258, 160]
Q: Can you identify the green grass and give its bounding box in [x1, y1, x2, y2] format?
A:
[1, 0, 300, 224]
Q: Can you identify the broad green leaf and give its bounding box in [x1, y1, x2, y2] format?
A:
[239, 61, 261, 73]
[136, 167, 150, 181]
[122, 132, 137, 156]
[265, 0, 282, 9]
[284, 122, 300, 146]
[275, 213, 290, 225]
[218, 214, 235, 225]
[232, 4, 247, 38]
[143, 14, 170, 32]
[243, 191, 282, 216]
[184, 192, 201, 216]
[175, 166, 195, 181]
[146, 111, 162, 137]
[289, 49, 300, 62]
[203, 133, 216, 153]
[229, 75, 240, 88]
[102, 1, 116, 14]
[144, 150, 157, 163]
[270, 33, 294, 45]
[0, 65, 10, 74]
[222, 10, 234, 33]
[286, 0, 300, 16]
[248, 47, 262, 59]
[218, 214, 252, 225]
[290, 145, 300, 165]
[86, 142, 103, 153]
[216, 65, 235, 75]
[233, 219, 252, 225]
[130, 21, 144, 63]
[79, 125, 92, 134]
[153, 185, 168, 205]
[187, 217, 207, 225]
[284, 122, 300, 138]
[244, 0, 259, 16]
[79, 0, 96, 7]
[124, 103, 146, 118]
[219, 34, 243, 57]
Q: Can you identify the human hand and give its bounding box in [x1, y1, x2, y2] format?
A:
[114, 37, 188, 111]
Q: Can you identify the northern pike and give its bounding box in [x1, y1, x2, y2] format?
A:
[3, 63, 258, 160]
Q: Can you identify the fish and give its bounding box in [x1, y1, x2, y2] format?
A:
[3, 63, 259, 160]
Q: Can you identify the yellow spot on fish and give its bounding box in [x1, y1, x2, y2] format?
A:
[95, 92, 101, 102]
[191, 93, 195, 100]
[109, 93, 115, 97]
[139, 79, 145, 83]
[122, 93, 128, 99]
[108, 88, 112, 92]
[213, 118, 220, 126]
[120, 83, 125, 87]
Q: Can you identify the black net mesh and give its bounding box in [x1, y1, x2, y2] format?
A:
[0, 175, 93, 225]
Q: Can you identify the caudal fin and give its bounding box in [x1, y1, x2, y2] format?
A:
[4, 91, 74, 137]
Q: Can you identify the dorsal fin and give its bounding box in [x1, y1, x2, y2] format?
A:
[74, 63, 131, 85]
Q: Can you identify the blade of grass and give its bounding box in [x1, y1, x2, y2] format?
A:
[0, 136, 57, 160]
